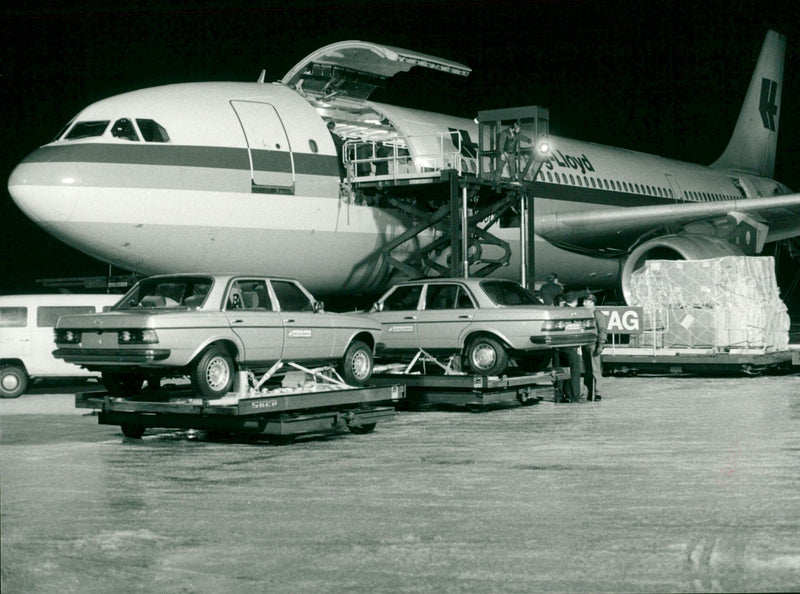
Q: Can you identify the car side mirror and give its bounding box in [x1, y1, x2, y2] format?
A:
[372, 302, 384, 313]
[312, 300, 325, 313]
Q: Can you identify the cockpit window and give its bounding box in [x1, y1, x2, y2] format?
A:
[111, 118, 139, 141]
[136, 119, 170, 142]
[64, 121, 109, 140]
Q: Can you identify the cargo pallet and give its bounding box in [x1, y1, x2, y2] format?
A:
[76, 364, 404, 442]
[601, 346, 800, 376]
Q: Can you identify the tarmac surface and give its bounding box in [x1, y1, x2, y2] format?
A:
[1, 375, 799, 593]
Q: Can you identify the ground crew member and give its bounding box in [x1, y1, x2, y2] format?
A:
[540, 272, 563, 305]
[496, 120, 530, 181]
[555, 291, 584, 402]
[581, 293, 606, 401]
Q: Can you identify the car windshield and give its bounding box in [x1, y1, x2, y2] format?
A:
[115, 276, 213, 309]
[480, 280, 539, 306]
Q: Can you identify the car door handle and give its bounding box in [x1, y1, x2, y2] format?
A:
[404, 316, 416, 320]
[459, 315, 472, 319]
[286, 319, 295, 323]
[232, 319, 244, 324]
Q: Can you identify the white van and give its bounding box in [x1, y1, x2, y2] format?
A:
[0, 294, 121, 398]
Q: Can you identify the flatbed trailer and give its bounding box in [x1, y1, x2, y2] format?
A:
[601, 346, 800, 376]
[370, 368, 570, 410]
[76, 381, 403, 441]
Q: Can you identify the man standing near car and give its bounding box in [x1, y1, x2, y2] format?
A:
[581, 293, 606, 401]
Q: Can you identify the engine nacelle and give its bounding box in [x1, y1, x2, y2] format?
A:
[620, 234, 744, 304]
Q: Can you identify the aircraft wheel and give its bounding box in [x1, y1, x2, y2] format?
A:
[102, 372, 146, 397]
[340, 340, 373, 386]
[0, 364, 28, 398]
[191, 345, 234, 398]
[465, 336, 508, 376]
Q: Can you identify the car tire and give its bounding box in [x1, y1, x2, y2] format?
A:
[191, 345, 234, 398]
[465, 336, 508, 376]
[0, 364, 28, 398]
[339, 340, 373, 386]
[102, 372, 145, 397]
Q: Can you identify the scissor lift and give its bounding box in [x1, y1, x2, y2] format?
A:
[75, 362, 403, 442]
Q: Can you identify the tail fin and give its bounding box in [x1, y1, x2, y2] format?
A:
[710, 30, 785, 178]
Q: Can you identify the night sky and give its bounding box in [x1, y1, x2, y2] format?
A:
[2, 0, 799, 295]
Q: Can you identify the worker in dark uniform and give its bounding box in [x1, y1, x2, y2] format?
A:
[496, 120, 530, 181]
[540, 272, 563, 305]
[581, 293, 606, 401]
[555, 291, 584, 402]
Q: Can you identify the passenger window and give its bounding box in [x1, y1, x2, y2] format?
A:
[0, 307, 27, 327]
[230, 280, 270, 310]
[308, 139, 318, 153]
[382, 285, 423, 311]
[271, 281, 313, 312]
[37, 306, 95, 327]
[65, 121, 109, 140]
[456, 288, 476, 309]
[136, 119, 170, 142]
[425, 285, 460, 310]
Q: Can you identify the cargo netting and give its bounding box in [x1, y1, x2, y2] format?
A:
[628, 256, 790, 350]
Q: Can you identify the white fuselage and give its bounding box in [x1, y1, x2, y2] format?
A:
[7, 81, 788, 297]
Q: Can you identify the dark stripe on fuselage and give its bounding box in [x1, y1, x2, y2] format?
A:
[25, 143, 695, 208]
[23, 144, 340, 177]
[532, 180, 669, 208]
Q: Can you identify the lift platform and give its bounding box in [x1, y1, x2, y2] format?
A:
[370, 350, 568, 410]
[75, 363, 404, 442]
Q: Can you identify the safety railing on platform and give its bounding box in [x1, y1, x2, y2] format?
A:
[343, 132, 474, 183]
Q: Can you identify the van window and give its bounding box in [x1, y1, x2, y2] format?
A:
[37, 306, 97, 327]
[0, 307, 27, 327]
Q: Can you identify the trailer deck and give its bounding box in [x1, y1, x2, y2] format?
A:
[76, 371, 403, 441]
[601, 345, 800, 376]
[371, 366, 569, 410]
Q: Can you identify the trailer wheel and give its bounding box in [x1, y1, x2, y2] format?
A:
[191, 345, 234, 398]
[348, 423, 376, 434]
[465, 336, 508, 376]
[102, 372, 145, 397]
[121, 424, 145, 439]
[0, 364, 28, 398]
[339, 340, 373, 386]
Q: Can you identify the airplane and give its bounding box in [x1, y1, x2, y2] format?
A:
[7, 31, 800, 304]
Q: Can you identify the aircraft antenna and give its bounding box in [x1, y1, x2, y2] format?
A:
[257, 69, 266, 83]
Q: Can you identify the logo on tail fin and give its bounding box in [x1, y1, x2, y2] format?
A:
[759, 78, 778, 131]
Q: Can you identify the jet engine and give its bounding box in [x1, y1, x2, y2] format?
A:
[620, 234, 744, 304]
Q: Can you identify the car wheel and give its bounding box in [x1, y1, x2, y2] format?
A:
[0, 364, 28, 398]
[339, 340, 373, 386]
[191, 345, 234, 398]
[102, 372, 145, 397]
[465, 336, 508, 376]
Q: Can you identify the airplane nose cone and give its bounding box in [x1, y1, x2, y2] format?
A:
[8, 147, 78, 224]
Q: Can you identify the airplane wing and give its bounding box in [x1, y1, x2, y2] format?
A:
[281, 40, 471, 102]
[535, 193, 800, 254]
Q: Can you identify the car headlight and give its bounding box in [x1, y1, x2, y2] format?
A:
[55, 329, 82, 344]
[118, 329, 159, 344]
